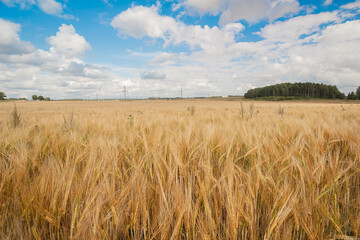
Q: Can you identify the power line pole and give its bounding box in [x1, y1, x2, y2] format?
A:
[122, 86, 128, 100]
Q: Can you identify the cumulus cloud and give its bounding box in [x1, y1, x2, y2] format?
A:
[287, 20, 360, 74]
[47, 24, 91, 57]
[0, 18, 34, 54]
[182, 0, 301, 25]
[111, 5, 244, 52]
[111, 5, 177, 39]
[0, 19, 122, 99]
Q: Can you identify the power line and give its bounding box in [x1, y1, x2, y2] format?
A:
[121, 86, 128, 100]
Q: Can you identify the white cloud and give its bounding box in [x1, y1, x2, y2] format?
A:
[0, 0, 34, 8]
[268, 0, 302, 21]
[182, 0, 301, 25]
[47, 24, 91, 57]
[0, 19, 122, 99]
[150, 52, 179, 65]
[341, 0, 360, 10]
[288, 20, 360, 72]
[184, 0, 223, 15]
[337, 1, 360, 20]
[141, 70, 166, 79]
[314, 19, 360, 43]
[323, 0, 333, 6]
[169, 22, 244, 52]
[111, 5, 177, 39]
[236, 83, 256, 93]
[0, 18, 34, 54]
[251, 19, 360, 90]
[260, 12, 339, 42]
[111, 5, 244, 52]
[37, 0, 62, 15]
[0, 0, 73, 17]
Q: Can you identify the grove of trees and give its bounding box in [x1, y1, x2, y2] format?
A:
[350, 86, 360, 100]
[345, 86, 360, 100]
[244, 82, 346, 99]
[347, 92, 357, 100]
[32, 95, 51, 101]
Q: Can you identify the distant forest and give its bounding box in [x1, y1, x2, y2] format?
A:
[244, 82, 346, 99]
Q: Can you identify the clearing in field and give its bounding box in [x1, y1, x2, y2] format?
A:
[0, 100, 360, 239]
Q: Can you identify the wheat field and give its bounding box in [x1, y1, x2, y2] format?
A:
[0, 100, 359, 239]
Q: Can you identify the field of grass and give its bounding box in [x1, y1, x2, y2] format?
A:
[0, 100, 360, 239]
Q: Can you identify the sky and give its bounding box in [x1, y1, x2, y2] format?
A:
[0, 0, 360, 99]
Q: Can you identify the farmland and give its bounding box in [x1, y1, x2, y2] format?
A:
[0, 100, 360, 239]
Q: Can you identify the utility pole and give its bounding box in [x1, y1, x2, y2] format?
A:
[122, 86, 128, 100]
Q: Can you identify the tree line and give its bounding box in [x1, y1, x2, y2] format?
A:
[0, 92, 51, 101]
[244, 83, 360, 100]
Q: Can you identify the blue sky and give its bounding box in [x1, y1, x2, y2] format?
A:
[0, 0, 360, 99]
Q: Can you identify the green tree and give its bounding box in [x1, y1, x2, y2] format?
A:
[38, 95, 44, 101]
[347, 92, 357, 100]
[45, 97, 51, 101]
[0, 92, 6, 100]
[356, 86, 360, 99]
[32, 95, 38, 101]
[244, 82, 346, 99]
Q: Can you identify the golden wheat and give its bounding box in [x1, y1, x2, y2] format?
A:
[0, 100, 359, 239]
